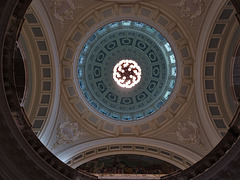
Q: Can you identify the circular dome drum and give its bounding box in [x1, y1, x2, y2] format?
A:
[77, 21, 177, 121]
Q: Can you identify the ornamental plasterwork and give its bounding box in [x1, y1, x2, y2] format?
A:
[170, 117, 205, 150]
[51, 114, 89, 150]
[50, 0, 85, 29]
[171, 0, 205, 26]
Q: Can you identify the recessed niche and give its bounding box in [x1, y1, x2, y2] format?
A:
[110, 146, 120, 150]
[121, 6, 132, 14]
[85, 17, 96, 28]
[85, 150, 95, 156]
[180, 47, 190, 58]
[37, 41, 47, 51]
[67, 86, 75, 97]
[214, 119, 227, 128]
[209, 106, 221, 116]
[74, 154, 83, 161]
[104, 123, 114, 132]
[140, 123, 150, 131]
[135, 146, 145, 151]
[32, 119, 44, 128]
[88, 115, 98, 124]
[183, 66, 191, 77]
[206, 93, 217, 103]
[122, 145, 133, 149]
[31, 27, 43, 37]
[25, 14, 38, 23]
[65, 48, 74, 60]
[42, 68, 51, 78]
[37, 107, 48, 117]
[147, 147, 158, 153]
[42, 81, 51, 91]
[219, 9, 233, 20]
[40, 94, 50, 104]
[72, 31, 82, 42]
[206, 52, 216, 62]
[179, 85, 188, 96]
[157, 16, 169, 26]
[97, 147, 107, 152]
[213, 24, 225, 34]
[171, 29, 182, 41]
[156, 115, 167, 124]
[102, 8, 113, 17]
[122, 127, 132, 134]
[173, 155, 183, 162]
[140, 8, 151, 17]
[40, 55, 50, 65]
[205, 66, 214, 76]
[205, 80, 214, 90]
[64, 68, 71, 78]
[160, 150, 171, 157]
[170, 102, 180, 112]
[209, 38, 220, 49]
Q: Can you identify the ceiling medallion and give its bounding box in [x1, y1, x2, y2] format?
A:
[113, 59, 141, 88]
[49, 0, 85, 29]
[77, 21, 177, 121]
[171, 0, 206, 26]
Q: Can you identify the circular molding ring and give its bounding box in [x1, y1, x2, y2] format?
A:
[61, 2, 194, 136]
[77, 20, 177, 121]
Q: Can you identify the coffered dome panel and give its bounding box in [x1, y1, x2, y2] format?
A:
[77, 21, 177, 121]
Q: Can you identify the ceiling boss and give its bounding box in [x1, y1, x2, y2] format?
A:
[113, 59, 141, 88]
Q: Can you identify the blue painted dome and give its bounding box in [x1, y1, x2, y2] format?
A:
[77, 21, 177, 121]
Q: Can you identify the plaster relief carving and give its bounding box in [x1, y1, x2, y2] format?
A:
[51, 114, 89, 150]
[170, 118, 205, 150]
[50, 0, 84, 28]
[172, 0, 205, 25]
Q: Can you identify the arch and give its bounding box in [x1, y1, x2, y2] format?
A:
[56, 137, 202, 169]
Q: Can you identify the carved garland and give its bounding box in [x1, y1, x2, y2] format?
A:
[52, 113, 89, 150]
[172, 0, 205, 25]
[50, 0, 85, 29]
[170, 118, 206, 150]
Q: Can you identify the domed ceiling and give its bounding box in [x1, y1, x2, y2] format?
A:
[19, 0, 239, 173]
[78, 20, 177, 121]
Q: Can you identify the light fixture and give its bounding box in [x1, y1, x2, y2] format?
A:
[113, 59, 141, 88]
